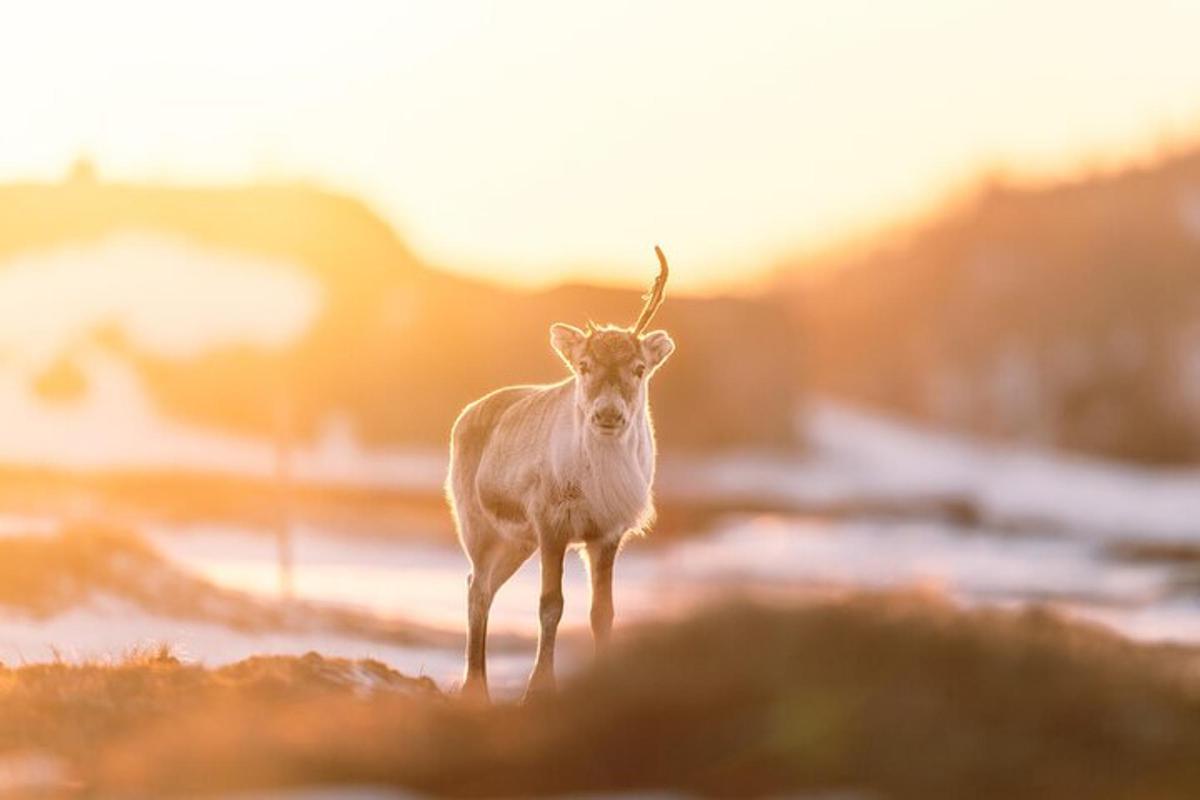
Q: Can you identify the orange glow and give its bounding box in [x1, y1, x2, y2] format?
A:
[3, 1, 1200, 290]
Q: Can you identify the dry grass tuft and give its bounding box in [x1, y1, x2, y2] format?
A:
[0, 649, 436, 793]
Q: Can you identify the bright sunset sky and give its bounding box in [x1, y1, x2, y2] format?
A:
[4, 1, 1200, 291]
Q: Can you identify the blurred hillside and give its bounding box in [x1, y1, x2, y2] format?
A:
[0, 169, 799, 458]
[789, 147, 1200, 464]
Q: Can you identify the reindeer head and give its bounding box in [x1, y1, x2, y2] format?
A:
[551, 246, 675, 437]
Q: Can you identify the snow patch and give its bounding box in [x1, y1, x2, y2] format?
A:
[664, 401, 1200, 542]
[0, 349, 444, 486]
[0, 231, 321, 368]
[0, 594, 527, 694]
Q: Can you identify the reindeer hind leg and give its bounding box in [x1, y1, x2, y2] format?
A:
[462, 523, 533, 702]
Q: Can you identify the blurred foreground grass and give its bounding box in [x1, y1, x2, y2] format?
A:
[2, 595, 1199, 797]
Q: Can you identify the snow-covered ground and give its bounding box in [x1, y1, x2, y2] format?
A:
[0, 348, 446, 487]
[144, 516, 1170, 639]
[145, 513, 1200, 652]
[0, 512, 1157, 695]
[665, 401, 1200, 541]
[1, 400, 1198, 692]
[0, 593, 531, 696]
[0, 505, 1183, 695]
[805, 403, 1200, 540]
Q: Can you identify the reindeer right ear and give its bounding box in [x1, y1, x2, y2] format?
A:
[550, 323, 586, 366]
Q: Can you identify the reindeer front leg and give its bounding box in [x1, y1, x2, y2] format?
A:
[586, 539, 618, 652]
[525, 535, 566, 700]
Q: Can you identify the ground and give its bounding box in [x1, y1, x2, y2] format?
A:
[3, 596, 1200, 798]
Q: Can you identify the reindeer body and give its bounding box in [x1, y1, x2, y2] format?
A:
[446, 249, 674, 701]
[468, 380, 655, 541]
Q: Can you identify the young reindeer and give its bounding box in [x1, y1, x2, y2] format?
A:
[447, 246, 674, 702]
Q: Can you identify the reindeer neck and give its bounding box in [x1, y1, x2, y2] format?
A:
[569, 404, 653, 491]
[566, 402, 654, 534]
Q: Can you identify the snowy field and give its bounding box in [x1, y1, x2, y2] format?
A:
[0, 401, 1197, 698]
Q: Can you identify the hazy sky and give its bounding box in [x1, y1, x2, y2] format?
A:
[4, 1, 1200, 290]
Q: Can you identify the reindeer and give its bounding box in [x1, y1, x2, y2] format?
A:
[446, 247, 675, 702]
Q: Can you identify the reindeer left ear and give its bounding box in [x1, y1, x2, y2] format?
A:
[640, 330, 675, 370]
[550, 323, 586, 366]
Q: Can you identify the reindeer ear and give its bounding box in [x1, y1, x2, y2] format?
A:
[550, 323, 586, 366]
[641, 330, 675, 370]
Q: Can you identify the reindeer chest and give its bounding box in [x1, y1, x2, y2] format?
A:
[552, 460, 650, 543]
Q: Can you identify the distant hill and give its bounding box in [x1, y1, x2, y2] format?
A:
[0, 176, 800, 455]
[787, 148, 1200, 463]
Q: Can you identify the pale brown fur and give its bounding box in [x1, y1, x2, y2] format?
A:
[446, 253, 675, 702]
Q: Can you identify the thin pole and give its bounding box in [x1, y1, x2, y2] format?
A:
[274, 395, 294, 600]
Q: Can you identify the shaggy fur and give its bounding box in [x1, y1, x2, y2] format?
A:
[447, 323, 674, 701]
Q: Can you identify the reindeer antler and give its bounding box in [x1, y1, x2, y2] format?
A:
[631, 245, 669, 335]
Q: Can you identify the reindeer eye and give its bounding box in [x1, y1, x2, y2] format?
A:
[633, 364, 646, 379]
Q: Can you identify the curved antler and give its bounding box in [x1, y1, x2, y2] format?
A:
[631, 245, 669, 335]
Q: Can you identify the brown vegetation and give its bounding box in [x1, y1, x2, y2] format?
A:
[0, 649, 436, 794]
[0, 463, 453, 536]
[792, 148, 1200, 463]
[6, 596, 1200, 797]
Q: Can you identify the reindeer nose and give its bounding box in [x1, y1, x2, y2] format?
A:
[592, 407, 625, 430]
